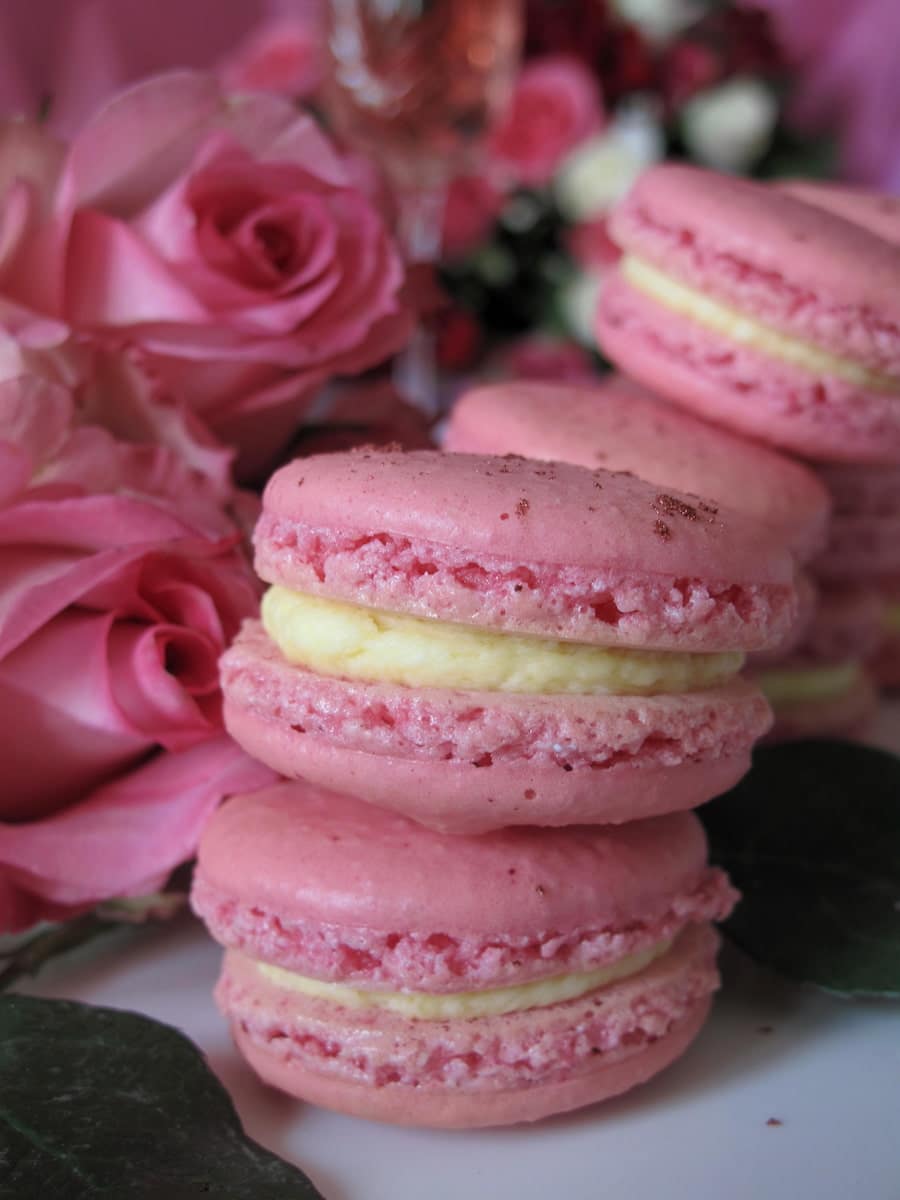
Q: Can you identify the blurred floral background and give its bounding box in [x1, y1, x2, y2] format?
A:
[2, 0, 897, 950]
[2, 0, 895, 390]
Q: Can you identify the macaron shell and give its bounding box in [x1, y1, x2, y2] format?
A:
[813, 463, 900, 579]
[195, 780, 717, 939]
[217, 925, 718, 1128]
[795, 587, 885, 664]
[230, 999, 710, 1130]
[813, 513, 900, 581]
[256, 450, 796, 652]
[221, 624, 772, 832]
[779, 181, 900, 245]
[747, 569, 818, 668]
[226, 705, 756, 834]
[597, 273, 900, 464]
[262, 449, 790, 581]
[762, 670, 879, 743]
[609, 164, 900, 372]
[816, 462, 900, 516]
[445, 379, 830, 561]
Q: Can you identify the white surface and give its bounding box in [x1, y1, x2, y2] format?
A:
[24, 704, 900, 1200]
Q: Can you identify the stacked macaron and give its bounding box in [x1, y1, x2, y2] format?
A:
[445, 377, 835, 738]
[812, 464, 900, 692]
[221, 449, 789, 831]
[777, 182, 900, 693]
[192, 781, 737, 1128]
[596, 165, 900, 465]
[192, 444, 795, 1126]
[596, 164, 900, 733]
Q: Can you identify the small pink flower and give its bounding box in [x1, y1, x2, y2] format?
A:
[489, 56, 603, 186]
[0, 375, 274, 931]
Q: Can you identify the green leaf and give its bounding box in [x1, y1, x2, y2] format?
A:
[0, 995, 325, 1200]
[700, 740, 900, 997]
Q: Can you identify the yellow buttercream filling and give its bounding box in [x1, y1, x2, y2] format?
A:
[884, 602, 900, 634]
[256, 939, 672, 1021]
[621, 255, 899, 393]
[757, 661, 861, 708]
[261, 586, 744, 696]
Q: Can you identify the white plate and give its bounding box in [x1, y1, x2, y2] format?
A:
[24, 705, 900, 1200]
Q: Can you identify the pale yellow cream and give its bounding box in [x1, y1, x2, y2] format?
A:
[256, 939, 672, 1021]
[261, 587, 744, 696]
[621, 255, 899, 393]
[757, 661, 861, 708]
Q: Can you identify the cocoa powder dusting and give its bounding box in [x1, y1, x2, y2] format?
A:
[654, 519, 671, 540]
[516, 498, 530, 517]
[654, 493, 698, 520]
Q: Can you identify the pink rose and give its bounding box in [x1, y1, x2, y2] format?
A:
[488, 56, 603, 186]
[0, 332, 238, 532]
[0, 388, 273, 931]
[442, 174, 506, 259]
[48, 72, 410, 479]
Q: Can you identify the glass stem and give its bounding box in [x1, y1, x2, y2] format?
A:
[392, 181, 447, 418]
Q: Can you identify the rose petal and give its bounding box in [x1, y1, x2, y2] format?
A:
[66, 209, 209, 325]
[0, 443, 29, 506]
[58, 70, 225, 216]
[256, 109, 349, 188]
[0, 609, 150, 821]
[107, 620, 219, 750]
[0, 495, 210, 658]
[0, 736, 278, 927]
[0, 375, 73, 471]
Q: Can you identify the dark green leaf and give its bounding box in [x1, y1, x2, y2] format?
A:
[0, 995, 325, 1200]
[700, 740, 900, 997]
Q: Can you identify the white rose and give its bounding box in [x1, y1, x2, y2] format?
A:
[681, 78, 778, 173]
[612, 0, 703, 45]
[554, 102, 665, 222]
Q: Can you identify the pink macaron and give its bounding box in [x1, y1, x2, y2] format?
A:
[445, 377, 830, 561]
[192, 780, 738, 1128]
[779, 180, 900, 244]
[750, 587, 882, 742]
[222, 448, 791, 832]
[596, 164, 900, 464]
[813, 463, 900, 583]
